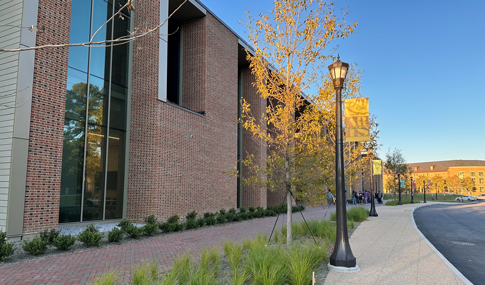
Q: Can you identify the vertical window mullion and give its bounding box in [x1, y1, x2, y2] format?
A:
[80, 0, 96, 223]
[102, 1, 115, 221]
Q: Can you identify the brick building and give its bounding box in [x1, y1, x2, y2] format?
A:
[0, 0, 278, 239]
[382, 160, 485, 194]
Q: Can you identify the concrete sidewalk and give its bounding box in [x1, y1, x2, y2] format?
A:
[325, 202, 471, 285]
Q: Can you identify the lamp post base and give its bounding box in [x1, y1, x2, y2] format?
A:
[328, 263, 360, 273]
[369, 209, 378, 217]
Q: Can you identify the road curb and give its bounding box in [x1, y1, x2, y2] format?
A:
[410, 203, 473, 285]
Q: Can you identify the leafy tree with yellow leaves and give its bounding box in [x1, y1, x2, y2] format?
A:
[240, 0, 364, 245]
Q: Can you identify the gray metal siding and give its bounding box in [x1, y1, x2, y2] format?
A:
[0, 0, 23, 232]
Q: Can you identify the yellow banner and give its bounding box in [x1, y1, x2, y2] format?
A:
[344, 98, 370, 142]
[372, 160, 382, 175]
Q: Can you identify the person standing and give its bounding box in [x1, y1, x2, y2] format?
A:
[327, 190, 334, 206]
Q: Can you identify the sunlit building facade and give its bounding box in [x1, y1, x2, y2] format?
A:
[0, 0, 277, 239]
[382, 160, 485, 194]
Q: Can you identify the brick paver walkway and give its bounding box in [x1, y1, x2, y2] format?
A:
[0, 203, 371, 284]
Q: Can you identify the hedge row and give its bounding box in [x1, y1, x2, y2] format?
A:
[0, 204, 304, 260]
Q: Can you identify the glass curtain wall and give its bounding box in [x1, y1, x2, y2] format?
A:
[60, 0, 130, 223]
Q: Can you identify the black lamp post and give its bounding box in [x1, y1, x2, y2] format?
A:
[410, 176, 414, 204]
[398, 171, 402, 205]
[435, 183, 438, 201]
[369, 156, 378, 217]
[328, 56, 357, 270]
[423, 180, 427, 203]
[361, 167, 364, 193]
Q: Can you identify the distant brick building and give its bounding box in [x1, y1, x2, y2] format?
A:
[382, 160, 485, 194]
[0, 0, 280, 239]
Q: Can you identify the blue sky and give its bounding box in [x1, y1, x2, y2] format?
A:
[199, 0, 485, 163]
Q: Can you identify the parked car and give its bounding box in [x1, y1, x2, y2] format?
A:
[455, 196, 477, 201]
[476, 194, 485, 200]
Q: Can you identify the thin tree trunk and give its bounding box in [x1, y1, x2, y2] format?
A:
[286, 157, 292, 246]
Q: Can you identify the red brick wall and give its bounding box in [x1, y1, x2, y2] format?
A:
[128, 10, 239, 222]
[240, 66, 267, 208]
[23, 0, 70, 233]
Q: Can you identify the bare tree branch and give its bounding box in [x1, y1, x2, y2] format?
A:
[0, 0, 188, 52]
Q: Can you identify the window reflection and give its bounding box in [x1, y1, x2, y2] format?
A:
[87, 76, 109, 126]
[61, 0, 130, 223]
[105, 130, 125, 219]
[59, 118, 85, 223]
[67, 0, 90, 73]
[83, 125, 107, 221]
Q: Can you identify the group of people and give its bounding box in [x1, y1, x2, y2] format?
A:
[352, 190, 384, 205]
[327, 190, 384, 206]
[352, 190, 370, 205]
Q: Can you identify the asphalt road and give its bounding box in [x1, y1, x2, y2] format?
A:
[414, 202, 485, 285]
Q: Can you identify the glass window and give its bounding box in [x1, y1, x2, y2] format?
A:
[83, 124, 107, 221]
[68, 0, 90, 73]
[59, 118, 85, 223]
[479, 171, 484, 177]
[60, 0, 130, 223]
[87, 75, 109, 126]
[105, 129, 125, 219]
[459, 172, 464, 179]
[471, 172, 476, 177]
[479, 178, 484, 184]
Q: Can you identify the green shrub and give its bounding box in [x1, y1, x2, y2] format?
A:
[219, 209, 227, 215]
[239, 207, 247, 213]
[186, 210, 198, 220]
[228, 208, 237, 214]
[0, 230, 15, 261]
[292, 205, 305, 212]
[143, 223, 158, 236]
[117, 219, 132, 232]
[126, 225, 143, 239]
[53, 234, 76, 251]
[347, 207, 368, 222]
[143, 214, 157, 225]
[238, 212, 249, 220]
[78, 224, 103, 246]
[108, 227, 124, 242]
[185, 219, 197, 229]
[22, 236, 48, 255]
[203, 212, 215, 219]
[266, 210, 277, 216]
[248, 206, 256, 213]
[40, 228, 59, 244]
[167, 215, 179, 224]
[205, 216, 216, 226]
[225, 213, 237, 222]
[196, 218, 206, 227]
[159, 222, 175, 233]
[330, 207, 368, 223]
[216, 214, 226, 224]
[253, 211, 264, 218]
[173, 223, 184, 232]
